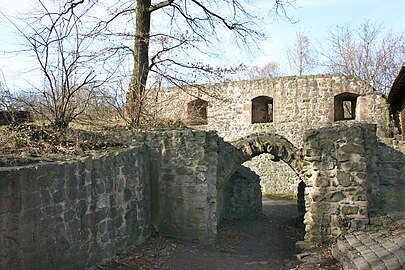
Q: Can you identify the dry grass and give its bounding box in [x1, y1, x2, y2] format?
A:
[0, 116, 191, 167]
[0, 121, 132, 166]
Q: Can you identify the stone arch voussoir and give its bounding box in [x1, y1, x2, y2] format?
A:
[217, 133, 304, 188]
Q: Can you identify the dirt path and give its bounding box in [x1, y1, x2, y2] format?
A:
[96, 197, 341, 270]
[162, 197, 303, 270]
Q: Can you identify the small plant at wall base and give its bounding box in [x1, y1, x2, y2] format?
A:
[337, 215, 351, 232]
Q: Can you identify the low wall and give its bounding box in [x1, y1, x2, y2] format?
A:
[0, 146, 151, 269]
[0, 110, 31, 125]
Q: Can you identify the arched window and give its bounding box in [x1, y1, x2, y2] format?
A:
[187, 98, 208, 125]
[251, 96, 273, 124]
[334, 93, 359, 121]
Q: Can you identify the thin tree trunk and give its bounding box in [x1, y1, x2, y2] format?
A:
[127, 0, 151, 127]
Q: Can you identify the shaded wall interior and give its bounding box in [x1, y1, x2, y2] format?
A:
[219, 166, 262, 221]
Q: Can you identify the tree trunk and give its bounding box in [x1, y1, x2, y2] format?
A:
[127, 0, 151, 127]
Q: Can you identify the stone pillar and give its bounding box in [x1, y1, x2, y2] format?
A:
[144, 130, 219, 245]
[302, 125, 372, 244]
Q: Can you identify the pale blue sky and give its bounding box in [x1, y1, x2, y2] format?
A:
[0, 0, 404, 90]
[238, 0, 405, 72]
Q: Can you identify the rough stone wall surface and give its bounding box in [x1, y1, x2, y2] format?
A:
[399, 95, 405, 140]
[152, 75, 389, 194]
[0, 146, 151, 270]
[301, 124, 373, 243]
[1, 125, 399, 263]
[244, 154, 301, 194]
[220, 166, 262, 220]
[142, 129, 219, 245]
[373, 139, 405, 213]
[0, 129, 220, 269]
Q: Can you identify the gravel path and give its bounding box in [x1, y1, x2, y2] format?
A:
[96, 197, 341, 270]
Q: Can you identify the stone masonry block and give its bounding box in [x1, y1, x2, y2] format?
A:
[341, 205, 360, 215]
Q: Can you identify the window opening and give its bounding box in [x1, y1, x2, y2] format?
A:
[187, 98, 208, 125]
[334, 93, 359, 121]
[252, 96, 273, 124]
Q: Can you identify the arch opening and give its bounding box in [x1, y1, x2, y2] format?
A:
[216, 133, 307, 248]
[217, 145, 306, 260]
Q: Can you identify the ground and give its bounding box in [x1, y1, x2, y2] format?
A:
[95, 197, 341, 270]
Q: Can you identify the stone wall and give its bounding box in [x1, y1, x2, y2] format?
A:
[150, 75, 390, 194]
[301, 124, 374, 243]
[219, 166, 262, 220]
[0, 146, 151, 269]
[215, 124, 386, 243]
[244, 154, 301, 194]
[0, 111, 32, 125]
[141, 129, 219, 245]
[1, 125, 403, 268]
[373, 139, 405, 213]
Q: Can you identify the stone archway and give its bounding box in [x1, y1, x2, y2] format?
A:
[216, 132, 307, 245]
[140, 126, 374, 247]
[216, 127, 372, 245]
[217, 133, 304, 189]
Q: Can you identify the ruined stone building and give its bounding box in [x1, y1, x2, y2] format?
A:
[153, 74, 390, 195]
[2, 74, 405, 269]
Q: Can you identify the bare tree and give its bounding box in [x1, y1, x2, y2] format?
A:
[8, 0, 106, 129]
[228, 62, 280, 81]
[324, 20, 405, 94]
[0, 70, 12, 111]
[245, 62, 280, 80]
[287, 30, 317, 76]
[95, 0, 292, 127]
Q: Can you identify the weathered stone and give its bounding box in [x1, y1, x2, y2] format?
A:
[336, 170, 352, 187]
[340, 143, 364, 155]
[328, 191, 346, 202]
[94, 180, 105, 194]
[123, 188, 132, 202]
[51, 178, 65, 190]
[95, 209, 108, 223]
[43, 204, 63, 216]
[22, 192, 42, 209]
[341, 205, 359, 215]
[162, 174, 174, 181]
[175, 166, 195, 175]
[314, 176, 330, 187]
[0, 123, 403, 270]
[53, 189, 66, 204]
[75, 199, 87, 217]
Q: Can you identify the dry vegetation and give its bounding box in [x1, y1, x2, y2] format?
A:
[0, 120, 133, 166]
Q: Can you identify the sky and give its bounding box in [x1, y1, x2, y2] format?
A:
[0, 0, 404, 91]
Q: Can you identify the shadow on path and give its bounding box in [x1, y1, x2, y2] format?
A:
[96, 197, 340, 270]
[163, 197, 304, 270]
